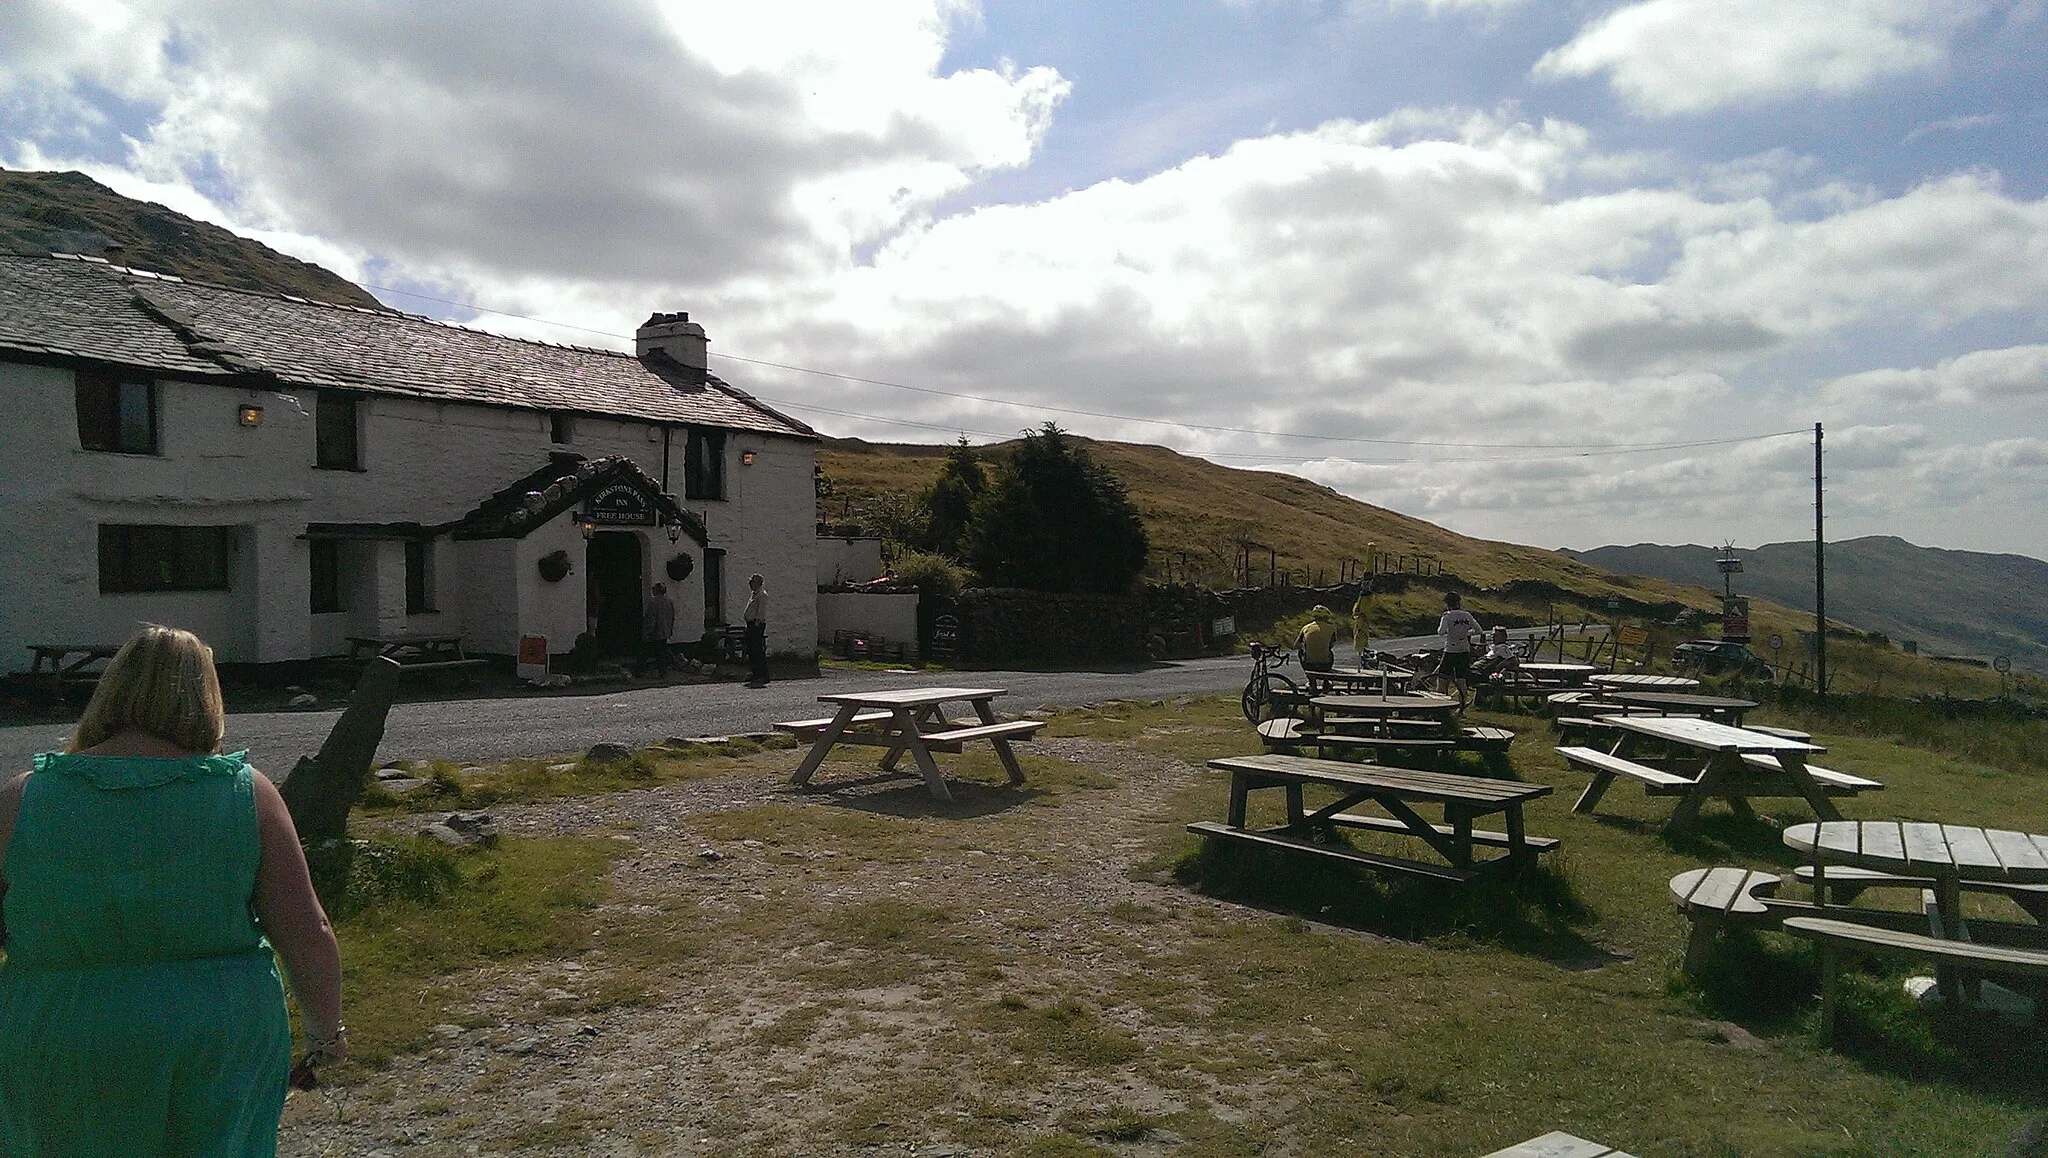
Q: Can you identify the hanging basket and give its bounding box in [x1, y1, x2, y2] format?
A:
[538, 550, 572, 583]
[665, 553, 695, 582]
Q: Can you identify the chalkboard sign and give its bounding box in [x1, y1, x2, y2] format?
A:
[928, 614, 960, 661]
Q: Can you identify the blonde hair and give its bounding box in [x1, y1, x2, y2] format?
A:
[68, 624, 227, 754]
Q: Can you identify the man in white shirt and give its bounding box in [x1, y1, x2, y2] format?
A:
[742, 573, 770, 687]
[1435, 591, 1483, 709]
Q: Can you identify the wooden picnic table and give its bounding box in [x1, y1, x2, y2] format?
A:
[345, 633, 479, 669]
[1310, 691, 1462, 737]
[780, 686, 1043, 802]
[1563, 715, 1865, 832]
[1588, 672, 1701, 690]
[1192, 752, 1556, 881]
[20, 643, 121, 701]
[1515, 662, 1604, 684]
[1481, 1133, 1636, 1158]
[1786, 820, 2048, 1003]
[1603, 691, 1758, 725]
[1301, 666, 1415, 695]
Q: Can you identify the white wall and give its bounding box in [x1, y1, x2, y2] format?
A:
[818, 593, 919, 660]
[817, 536, 885, 586]
[0, 359, 818, 665]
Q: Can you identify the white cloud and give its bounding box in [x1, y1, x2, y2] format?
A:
[1534, 0, 1987, 117]
[1823, 345, 2048, 406]
[6, 6, 2047, 557]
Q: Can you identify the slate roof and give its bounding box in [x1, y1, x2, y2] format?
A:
[447, 453, 707, 544]
[0, 253, 815, 440]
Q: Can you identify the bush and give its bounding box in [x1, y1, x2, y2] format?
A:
[890, 549, 965, 597]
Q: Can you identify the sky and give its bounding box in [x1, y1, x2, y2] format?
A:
[4, 0, 2046, 558]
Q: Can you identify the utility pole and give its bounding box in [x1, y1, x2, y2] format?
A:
[1814, 422, 1827, 696]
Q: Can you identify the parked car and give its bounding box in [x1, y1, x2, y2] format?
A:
[1671, 639, 1771, 677]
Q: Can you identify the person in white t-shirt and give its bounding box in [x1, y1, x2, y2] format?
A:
[1435, 591, 1483, 709]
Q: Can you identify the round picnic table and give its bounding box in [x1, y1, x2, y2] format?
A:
[1589, 672, 1700, 691]
[1785, 820, 2048, 1002]
[1302, 666, 1415, 694]
[1606, 690, 1758, 725]
[1311, 691, 1462, 737]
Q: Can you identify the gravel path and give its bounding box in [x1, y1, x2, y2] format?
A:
[279, 734, 1301, 1157]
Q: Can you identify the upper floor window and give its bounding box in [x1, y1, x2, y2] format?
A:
[550, 412, 575, 444]
[76, 370, 156, 454]
[98, 524, 233, 593]
[684, 427, 725, 500]
[316, 391, 361, 470]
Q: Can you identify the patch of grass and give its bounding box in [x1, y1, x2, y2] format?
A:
[327, 836, 621, 1068]
[977, 995, 1142, 1068]
[752, 1002, 833, 1049]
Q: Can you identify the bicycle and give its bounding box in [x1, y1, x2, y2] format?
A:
[1240, 642, 1301, 723]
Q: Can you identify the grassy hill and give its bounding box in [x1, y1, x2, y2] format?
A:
[0, 167, 382, 308]
[827, 437, 1793, 638]
[1567, 538, 2048, 672]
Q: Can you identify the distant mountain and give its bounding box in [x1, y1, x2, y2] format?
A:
[0, 167, 382, 309]
[1562, 536, 2048, 669]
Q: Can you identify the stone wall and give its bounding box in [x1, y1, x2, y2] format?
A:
[955, 588, 1146, 664]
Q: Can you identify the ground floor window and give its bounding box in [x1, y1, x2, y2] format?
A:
[310, 540, 344, 613]
[405, 539, 434, 613]
[98, 525, 234, 593]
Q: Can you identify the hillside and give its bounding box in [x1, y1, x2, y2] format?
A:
[0, 167, 382, 308]
[820, 435, 1765, 629]
[1565, 537, 2048, 670]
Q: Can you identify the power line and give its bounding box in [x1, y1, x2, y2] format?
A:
[364, 281, 1809, 457]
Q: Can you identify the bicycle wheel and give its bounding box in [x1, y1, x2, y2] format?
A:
[1241, 675, 1267, 724]
[1243, 672, 1299, 723]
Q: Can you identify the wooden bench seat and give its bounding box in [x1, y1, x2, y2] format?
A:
[1552, 716, 1621, 743]
[1670, 867, 1781, 978]
[1746, 724, 1813, 741]
[773, 710, 895, 736]
[1459, 725, 1515, 748]
[1186, 820, 1478, 883]
[1792, 865, 2048, 919]
[1325, 811, 1558, 855]
[1557, 745, 1694, 790]
[1782, 916, 2048, 1039]
[391, 657, 487, 673]
[920, 720, 1045, 744]
[1481, 1130, 1636, 1158]
[1739, 754, 1881, 793]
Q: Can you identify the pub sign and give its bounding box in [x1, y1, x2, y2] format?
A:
[580, 483, 656, 527]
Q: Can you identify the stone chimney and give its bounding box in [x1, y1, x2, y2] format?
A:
[635, 311, 708, 370]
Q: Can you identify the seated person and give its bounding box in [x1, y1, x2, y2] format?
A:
[1472, 626, 1522, 681]
[1295, 606, 1337, 673]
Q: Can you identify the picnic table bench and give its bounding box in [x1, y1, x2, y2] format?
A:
[345, 633, 483, 671]
[1668, 866, 1941, 980]
[1192, 753, 1555, 882]
[18, 643, 120, 702]
[780, 686, 1043, 802]
[1786, 917, 2048, 1038]
[1481, 1132, 1636, 1158]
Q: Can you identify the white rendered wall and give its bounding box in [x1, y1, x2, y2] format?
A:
[817, 593, 919, 659]
[0, 359, 817, 665]
[817, 536, 885, 586]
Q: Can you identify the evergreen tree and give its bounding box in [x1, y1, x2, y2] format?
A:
[962, 424, 1149, 593]
[922, 437, 986, 558]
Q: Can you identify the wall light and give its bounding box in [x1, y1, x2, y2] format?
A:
[238, 404, 264, 427]
[740, 450, 756, 466]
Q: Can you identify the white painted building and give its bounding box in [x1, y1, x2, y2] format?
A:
[0, 253, 818, 667]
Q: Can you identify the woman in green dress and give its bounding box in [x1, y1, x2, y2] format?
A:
[0, 625, 345, 1156]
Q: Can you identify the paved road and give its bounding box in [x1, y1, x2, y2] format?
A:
[0, 657, 1249, 773]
